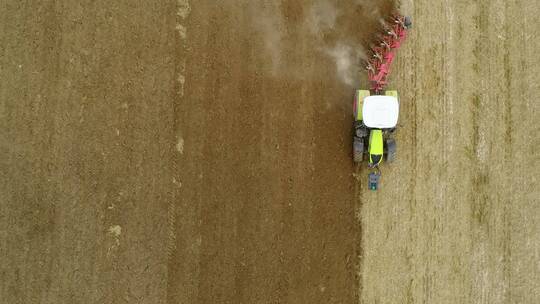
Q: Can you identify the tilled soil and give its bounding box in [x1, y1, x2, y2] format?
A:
[1, 0, 538, 303]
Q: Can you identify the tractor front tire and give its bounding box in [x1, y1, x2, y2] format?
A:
[355, 124, 368, 138]
[353, 138, 365, 163]
[404, 16, 413, 29]
[385, 138, 397, 163]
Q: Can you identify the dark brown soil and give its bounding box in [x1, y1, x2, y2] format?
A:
[1, 1, 393, 303]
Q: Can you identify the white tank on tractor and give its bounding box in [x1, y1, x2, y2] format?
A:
[362, 95, 399, 129]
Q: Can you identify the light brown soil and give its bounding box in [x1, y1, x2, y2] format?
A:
[1, 1, 538, 303]
[358, 0, 540, 303]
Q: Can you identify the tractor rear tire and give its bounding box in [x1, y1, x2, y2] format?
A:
[353, 138, 364, 163]
[385, 138, 396, 163]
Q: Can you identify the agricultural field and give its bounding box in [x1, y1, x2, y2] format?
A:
[1, 0, 538, 303]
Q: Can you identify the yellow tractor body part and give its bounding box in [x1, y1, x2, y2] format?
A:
[385, 90, 399, 99]
[355, 90, 370, 121]
[369, 129, 384, 165]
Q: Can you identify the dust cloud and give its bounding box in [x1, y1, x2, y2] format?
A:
[250, 2, 284, 75]
[306, 0, 366, 86]
[324, 43, 365, 86]
[248, 0, 393, 87]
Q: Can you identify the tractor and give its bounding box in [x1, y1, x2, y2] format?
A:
[353, 14, 411, 191]
[353, 90, 399, 190]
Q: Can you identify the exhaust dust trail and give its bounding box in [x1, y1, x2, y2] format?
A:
[323, 43, 366, 86]
[252, 2, 284, 75]
[306, 0, 366, 87]
[249, 0, 395, 87]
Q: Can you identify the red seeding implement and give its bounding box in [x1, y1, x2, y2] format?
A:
[366, 14, 412, 94]
[353, 14, 412, 191]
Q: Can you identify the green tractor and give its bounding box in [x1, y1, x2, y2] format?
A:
[353, 90, 399, 191]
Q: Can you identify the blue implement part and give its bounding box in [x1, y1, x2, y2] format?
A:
[368, 172, 381, 191]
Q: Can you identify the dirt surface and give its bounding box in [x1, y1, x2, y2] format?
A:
[1, 1, 539, 304]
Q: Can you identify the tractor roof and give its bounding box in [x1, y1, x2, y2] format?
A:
[362, 95, 399, 129]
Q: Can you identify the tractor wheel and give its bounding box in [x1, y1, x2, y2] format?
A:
[353, 138, 365, 162]
[404, 16, 413, 29]
[354, 122, 368, 138]
[385, 138, 397, 163]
